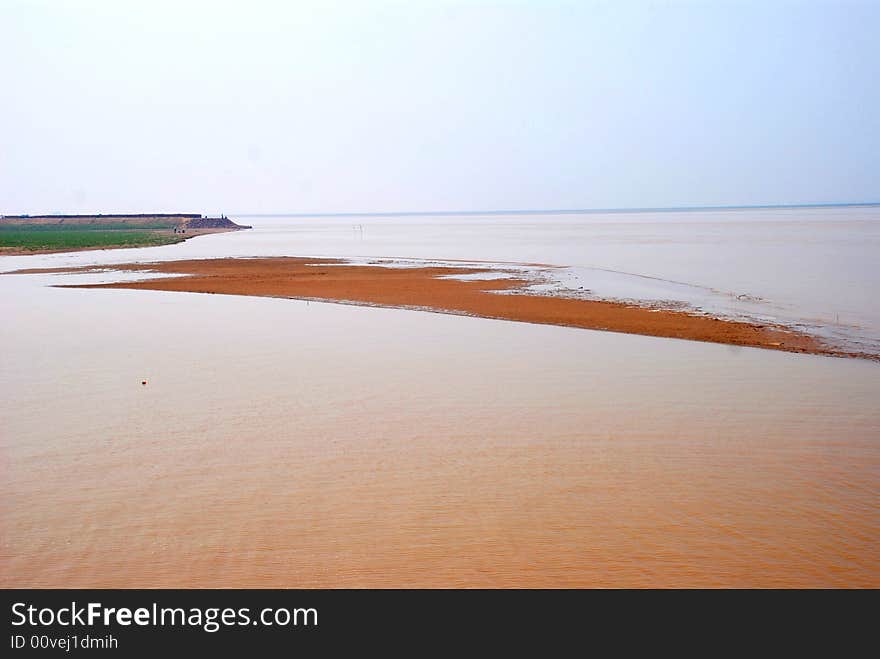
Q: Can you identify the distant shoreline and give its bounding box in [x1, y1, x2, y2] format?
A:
[235, 201, 880, 219]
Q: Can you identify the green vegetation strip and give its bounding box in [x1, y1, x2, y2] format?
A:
[0, 226, 183, 251]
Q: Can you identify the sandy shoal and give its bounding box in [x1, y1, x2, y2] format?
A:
[15, 256, 854, 357]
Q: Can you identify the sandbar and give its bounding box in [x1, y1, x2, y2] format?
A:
[14, 256, 870, 359]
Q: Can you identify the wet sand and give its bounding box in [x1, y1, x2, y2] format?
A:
[16, 256, 857, 358]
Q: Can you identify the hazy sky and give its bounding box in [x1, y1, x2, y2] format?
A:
[1, 0, 878, 214]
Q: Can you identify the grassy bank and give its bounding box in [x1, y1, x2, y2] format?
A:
[0, 225, 185, 252]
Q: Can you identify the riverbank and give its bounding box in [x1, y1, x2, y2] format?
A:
[0, 214, 250, 255]
[16, 256, 870, 359]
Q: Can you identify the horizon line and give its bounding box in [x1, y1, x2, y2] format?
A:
[4, 201, 879, 219]
[234, 201, 880, 218]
